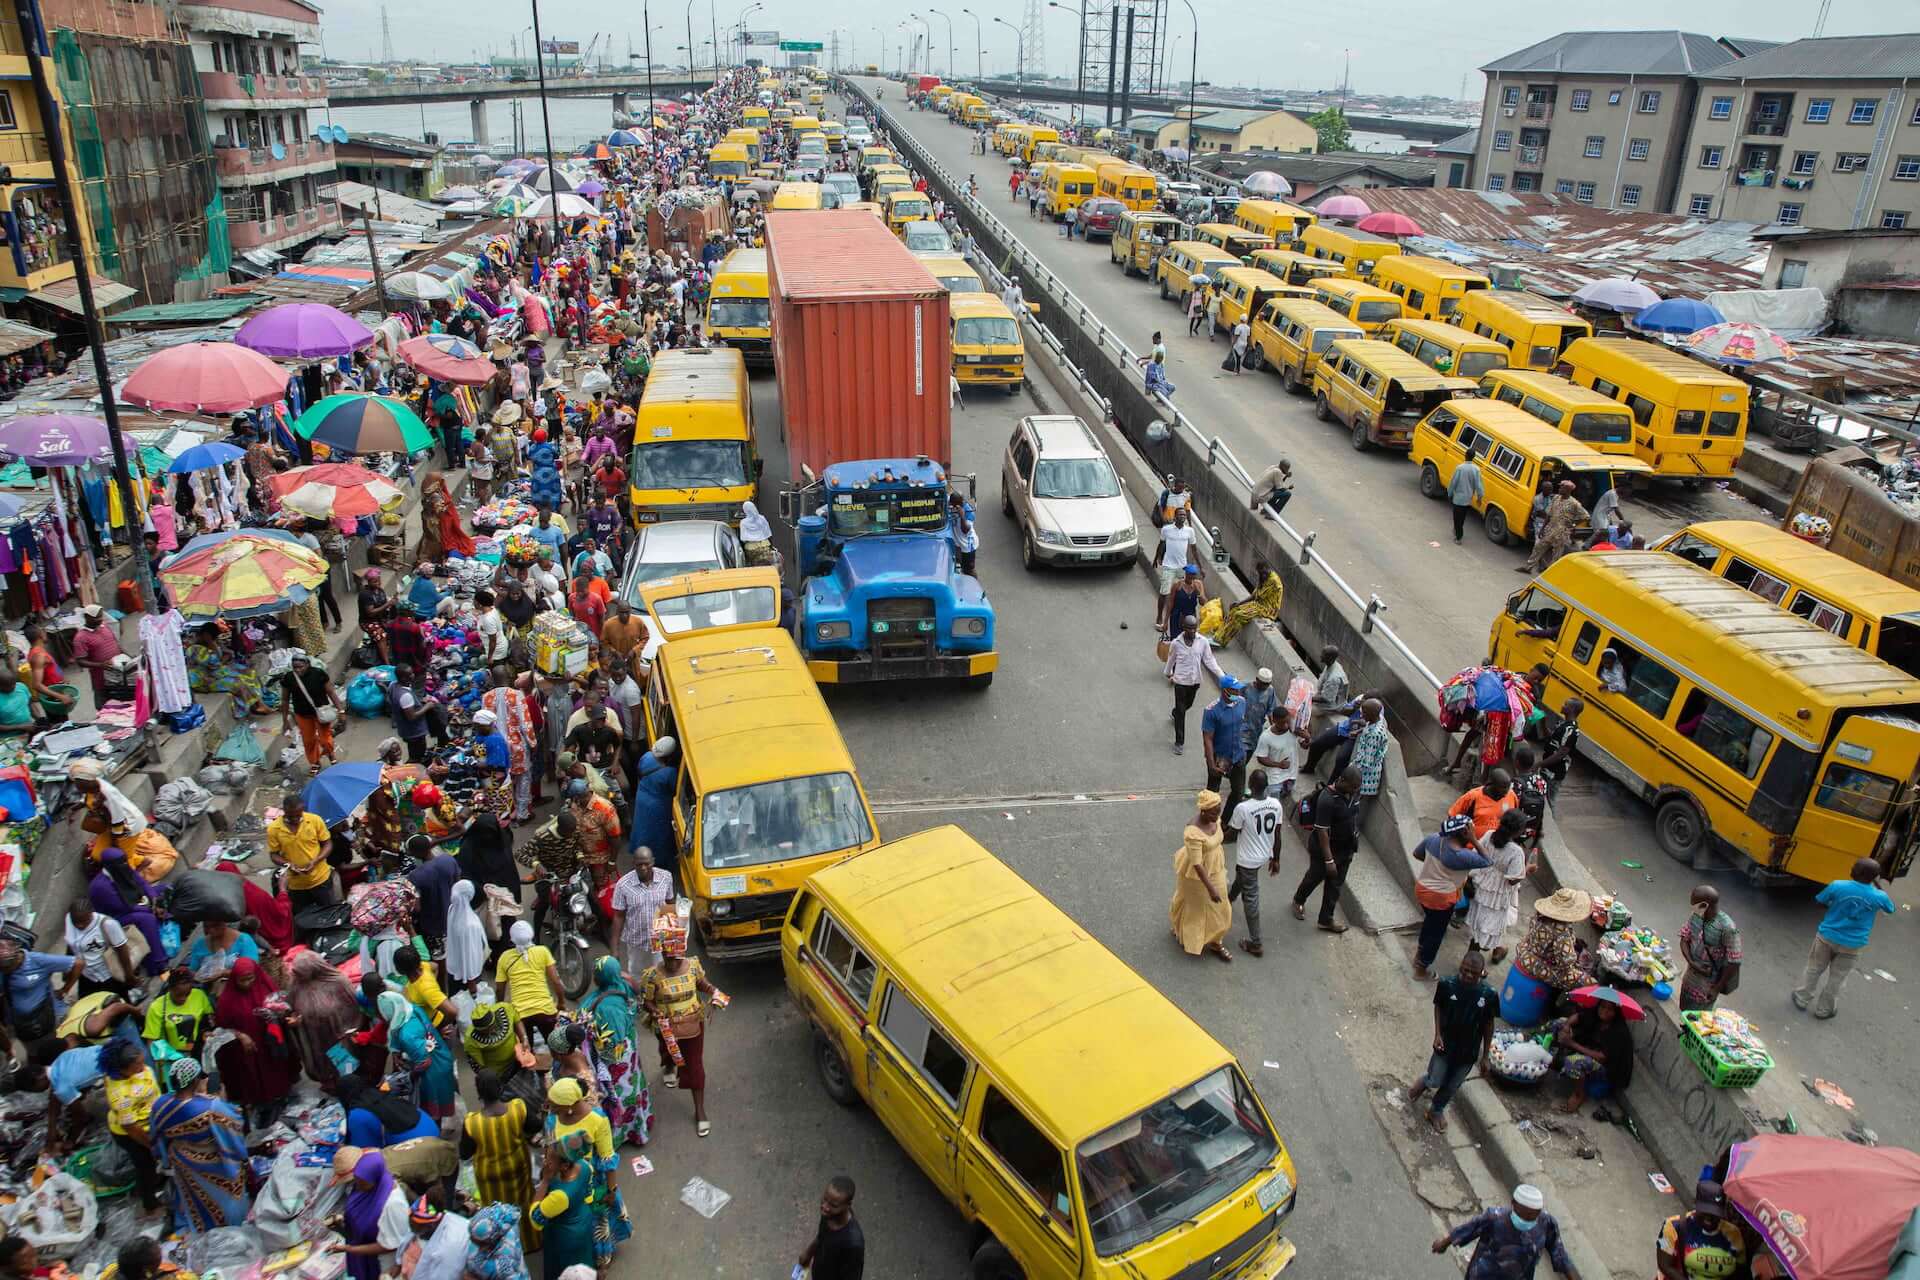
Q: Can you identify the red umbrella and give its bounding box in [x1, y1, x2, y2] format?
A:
[1725, 1135, 1920, 1280]
[1566, 984, 1645, 1020]
[397, 334, 495, 386]
[269, 462, 408, 519]
[121, 341, 289, 413]
[1356, 211, 1424, 237]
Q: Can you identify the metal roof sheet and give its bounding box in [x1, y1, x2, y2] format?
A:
[1698, 33, 1920, 80]
[1480, 30, 1740, 76]
[106, 296, 265, 324]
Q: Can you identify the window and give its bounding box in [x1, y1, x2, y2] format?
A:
[1777, 202, 1804, 226]
[1493, 130, 1512, 151]
[1850, 98, 1878, 124]
[1778, 258, 1808, 288]
[1896, 156, 1920, 181]
[1723, 558, 1790, 603]
[1709, 96, 1734, 120]
[1607, 90, 1623, 105]
[1487, 175, 1506, 191]
[981, 1087, 1070, 1221]
[876, 985, 969, 1106]
[1638, 90, 1661, 113]
[1674, 689, 1773, 779]
[1502, 86, 1520, 107]
[1508, 586, 1568, 639]
[1583, 136, 1605, 158]
[1792, 152, 1819, 175]
[1488, 444, 1525, 479]
[1815, 762, 1898, 823]
[1662, 533, 1721, 570]
[0, 92, 15, 131]
[1688, 194, 1714, 217]
[1554, 179, 1574, 194]
[1786, 590, 1851, 637]
[1591, 376, 1621, 399]
[1625, 393, 1657, 426]
[1628, 138, 1651, 161]
[1805, 98, 1833, 123]
[810, 912, 878, 1006]
[1835, 152, 1871, 173]
[1569, 621, 1601, 664]
[1699, 146, 1724, 169]
[1608, 641, 1681, 718]
[1912, 100, 1920, 126]
[1884, 210, 1911, 230]
[1570, 89, 1591, 112]
[1621, 184, 1642, 207]
[1512, 174, 1538, 192]
[1575, 181, 1596, 203]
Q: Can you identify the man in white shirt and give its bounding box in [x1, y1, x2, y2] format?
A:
[1152, 508, 1199, 631]
[473, 589, 506, 664]
[1161, 615, 1223, 756]
[1227, 769, 1287, 957]
[64, 900, 129, 996]
[527, 555, 565, 612]
[1253, 705, 1300, 798]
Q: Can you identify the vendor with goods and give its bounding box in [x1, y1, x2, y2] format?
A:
[1676, 884, 1742, 1012]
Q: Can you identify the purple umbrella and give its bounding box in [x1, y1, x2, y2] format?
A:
[1572, 278, 1662, 312]
[234, 303, 375, 360]
[1317, 194, 1373, 221]
[0, 414, 132, 465]
[577, 179, 607, 197]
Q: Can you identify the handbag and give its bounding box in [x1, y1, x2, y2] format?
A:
[668, 1009, 704, 1039]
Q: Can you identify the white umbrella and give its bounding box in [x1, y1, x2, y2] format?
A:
[1241, 170, 1293, 197]
[382, 271, 452, 301]
[516, 193, 599, 220]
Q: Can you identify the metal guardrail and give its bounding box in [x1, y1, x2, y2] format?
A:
[852, 86, 1445, 691]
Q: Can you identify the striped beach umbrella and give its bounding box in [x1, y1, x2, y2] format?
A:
[294, 393, 435, 455]
[159, 528, 328, 619]
[271, 461, 408, 519]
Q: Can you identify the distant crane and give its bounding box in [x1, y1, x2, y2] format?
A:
[1812, 0, 1834, 37]
[379, 4, 394, 63]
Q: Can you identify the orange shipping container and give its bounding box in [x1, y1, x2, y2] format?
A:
[765, 209, 952, 483]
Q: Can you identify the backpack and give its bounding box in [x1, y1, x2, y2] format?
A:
[1292, 782, 1327, 832]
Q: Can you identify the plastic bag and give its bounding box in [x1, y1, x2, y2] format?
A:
[345, 673, 388, 718]
[8, 1168, 99, 1257]
[678, 1176, 732, 1219]
[1194, 596, 1226, 642]
[68, 1195, 157, 1274]
[450, 989, 476, 1031]
[182, 1225, 265, 1274]
[165, 869, 249, 925]
[153, 777, 214, 830]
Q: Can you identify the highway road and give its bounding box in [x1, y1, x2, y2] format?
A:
[835, 79, 1920, 1153]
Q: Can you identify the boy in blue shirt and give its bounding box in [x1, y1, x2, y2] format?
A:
[1793, 856, 1896, 1020]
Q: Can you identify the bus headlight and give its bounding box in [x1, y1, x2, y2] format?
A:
[815, 620, 852, 642]
[954, 617, 987, 637]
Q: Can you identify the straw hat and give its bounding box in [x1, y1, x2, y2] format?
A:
[1534, 887, 1592, 923]
[491, 401, 523, 426]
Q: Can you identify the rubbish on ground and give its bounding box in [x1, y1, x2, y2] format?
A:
[1263, 1060, 1281, 1069]
[1811, 1078, 1856, 1111]
[1875, 969, 1897, 982]
[679, 1176, 732, 1219]
[1649, 1172, 1674, 1193]
[630, 1156, 653, 1177]
[1620, 860, 1643, 869]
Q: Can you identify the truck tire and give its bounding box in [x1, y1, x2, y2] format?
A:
[814, 1031, 857, 1105]
[1419, 462, 1444, 499]
[1246, 346, 1264, 372]
[1485, 506, 1510, 544]
[1315, 393, 1332, 422]
[971, 1241, 1023, 1280]
[1283, 365, 1302, 394]
[1654, 796, 1709, 865]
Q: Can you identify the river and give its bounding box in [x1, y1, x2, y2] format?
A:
[321, 94, 653, 156]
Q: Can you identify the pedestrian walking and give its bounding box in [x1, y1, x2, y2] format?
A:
[1206, 288, 1224, 340]
[1227, 769, 1285, 957]
[1061, 204, 1077, 237]
[797, 1176, 865, 1280]
[1410, 815, 1487, 979]
[1676, 885, 1742, 1012]
[1292, 766, 1362, 934]
[1170, 789, 1233, 962]
[1152, 508, 1198, 630]
[1449, 453, 1485, 543]
[1162, 566, 1207, 648]
[1186, 285, 1206, 336]
[1241, 666, 1279, 762]
[1464, 809, 1530, 963]
[1450, 769, 1519, 841]
[1792, 856, 1895, 1020]
[1432, 1184, 1575, 1279]
[1201, 675, 1251, 819]
[1519, 480, 1588, 575]
[1162, 616, 1223, 756]
[1407, 950, 1497, 1131]
[1226, 319, 1250, 372]
[1250, 459, 1293, 519]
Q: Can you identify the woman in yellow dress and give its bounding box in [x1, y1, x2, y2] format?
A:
[1169, 790, 1234, 962]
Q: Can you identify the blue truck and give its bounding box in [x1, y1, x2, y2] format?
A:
[787, 455, 997, 688]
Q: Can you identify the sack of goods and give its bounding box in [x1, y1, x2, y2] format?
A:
[531, 610, 593, 677]
[1487, 1030, 1554, 1083]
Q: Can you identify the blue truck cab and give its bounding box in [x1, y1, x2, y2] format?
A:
[790, 455, 997, 688]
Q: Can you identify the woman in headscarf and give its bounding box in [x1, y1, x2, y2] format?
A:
[212, 956, 297, 1118]
[147, 1057, 249, 1231]
[286, 949, 362, 1086]
[336, 1071, 438, 1148]
[329, 1149, 410, 1280]
[543, 1080, 629, 1267]
[464, 1202, 533, 1280]
[482, 664, 539, 824]
[462, 998, 528, 1075]
[445, 881, 489, 991]
[738, 501, 774, 565]
[379, 989, 457, 1123]
[456, 814, 521, 917]
[496, 920, 564, 1040]
[70, 760, 178, 880]
[529, 1132, 597, 1280]
[1169, 790, 1233, 963]
[545, 1020, 607, 1109]
[459, 1069, 539, 1248]
[639, 912, 723, 1138]
[218, 862, 294, 953]
[87, 848, 169, 977]
[580, 956, 651, 1147]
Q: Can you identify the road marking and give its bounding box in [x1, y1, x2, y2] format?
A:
[871, 786, 1192, 815]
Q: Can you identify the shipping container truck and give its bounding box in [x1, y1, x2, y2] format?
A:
[766, 210, 997, 688]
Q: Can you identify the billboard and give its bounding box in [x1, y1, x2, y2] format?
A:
[779, 40, 822, 50]
[539, 39, 580, 54]
[744, 30, 779, 44]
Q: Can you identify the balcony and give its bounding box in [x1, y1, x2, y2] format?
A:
[1520, 146, 1544, 165]
[0, 131, 51, 169]
[1736, 168, 1777, 188]
[199, 71, 329, 108]
[226, 203, 339, 252]
[215, 139, 337, 185]
[38, 0, 171, 39]
[1745, 116, 1788, 137]
[1524, 102, 1553, 122]
[1781, 174, 1816, 190]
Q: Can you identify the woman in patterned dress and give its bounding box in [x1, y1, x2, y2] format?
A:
[580, 955, 651, 1147]
[146, 1058, 249, 1230]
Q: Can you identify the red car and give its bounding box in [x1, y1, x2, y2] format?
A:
[1077, 197, 1126, 240]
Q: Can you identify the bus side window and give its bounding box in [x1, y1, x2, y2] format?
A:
[1725, 559, 1790, 605]
[1511, 586, 1567, 638]
[1610, 640, 1680, 718]
[1674, 688, 1774, 778]
[1569, 621, 1601, 663]
[1787, 592, 1850, 636]
[676, 768, 697, 853]
[1625, 394, 1657, 426]
[1663, 534, 1722, 569]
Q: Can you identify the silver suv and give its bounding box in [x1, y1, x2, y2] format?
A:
[1000, 415, 1138, 569]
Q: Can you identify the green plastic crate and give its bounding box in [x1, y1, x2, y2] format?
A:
[1678, 1011, 1773, 1089]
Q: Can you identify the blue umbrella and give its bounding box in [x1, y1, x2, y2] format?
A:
[168, 440, 247, 473]
[608, 130, 643, 146]
[302, 761, 386, 826]
[1630, 298, 1725, 335]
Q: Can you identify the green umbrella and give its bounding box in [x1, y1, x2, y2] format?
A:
[293, 393, 435, 456]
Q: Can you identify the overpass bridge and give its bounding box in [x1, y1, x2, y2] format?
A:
[328, 72, 718, 145]
[972, 79, 1467, 142]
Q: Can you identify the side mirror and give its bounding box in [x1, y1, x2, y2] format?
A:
[753, 458, 765, 480]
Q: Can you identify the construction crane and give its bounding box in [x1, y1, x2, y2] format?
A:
[1812, 0, 1834, 37]
[581, 32, 605, 74]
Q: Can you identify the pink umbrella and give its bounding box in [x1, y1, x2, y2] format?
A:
[121, 342, 289, 413]
[1356, 211, 1423, 237]
[1317, 194, 1372, 221]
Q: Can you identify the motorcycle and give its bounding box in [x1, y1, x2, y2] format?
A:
[534, 868, 598, 1000]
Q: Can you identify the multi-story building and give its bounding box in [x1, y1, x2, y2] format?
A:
[1474, 31, 1755, 211]
[178, 0, 339, 258]
[1675, 35, 1920, 232]
[334, 133, 446, 201]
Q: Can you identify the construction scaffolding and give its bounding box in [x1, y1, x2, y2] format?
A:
[1079, 0, 1163, 127]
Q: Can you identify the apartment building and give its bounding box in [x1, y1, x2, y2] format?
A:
[1676, 35, 1920, 232]
[178, 0, 339, 259]
[1476, 31, 1753, 212]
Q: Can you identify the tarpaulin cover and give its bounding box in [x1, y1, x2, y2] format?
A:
[1724, 1134, 1920, 1280]
[1705, 287, 1829, 339]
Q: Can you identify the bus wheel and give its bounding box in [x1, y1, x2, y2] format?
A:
[1159, 278, 1170, 300]
[1654, 797, 1709, 864]
[1315, 393, 1333, 422]
[813, 1031, 857, 1106]
[970, 1241, 1024, 1280]
[1283, 366, 1302, 394]
[1348, 419, 1369, 451]
[1419, 462, 1444, 499]
[1485, 506, 1510, 544]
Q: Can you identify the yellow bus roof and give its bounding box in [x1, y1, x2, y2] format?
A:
[714, 247, 767, 280]
[639, 347, 748, 406]
[1164, 240, 1242, 266]
[1374, 254, 1491, 285]
[1263, 298, 1361, 330]
[1385, 317, 1504, 351]
[708, 143, 749, 159]
[1236, 198, 1314, 223]
[1533, 553, 1920, 734]
[1660, 520, 1920, 620]
[1217, 266, 1288, 291]
[1563, 337, 1747, 394]
[1327, 339, 1474, 390]
[663, 628, 862, 794]
[950, 292, 1015, 319]
[807, 826, 1235, 1143]
[1441, 400, 1654, 473]
[1461, 289, 1583, 324]
[1303, 224, 1400, 249]
[1481, 368, 1629, 410]
[1316, 277, 1399, 301]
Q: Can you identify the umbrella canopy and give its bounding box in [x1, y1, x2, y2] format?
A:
[1158, 145, 1189, 163]
[302, 761, 385, 826]
[294, 393, 435, 456]
[1631, 297, 1726, 335]
[1357, 211, 1423, 236]
[523, 165, 580, 193]
[159, 527, 328, 619]
[1566, 984, 1645, 1020]
[397, 333, 494, 386]
[233, 303, 375, 360]
[432, 185, 484, 203]
[121, 341, 288, 413]
[1687, 321, 1797, 366]
[575, 142, 612, 161]
[167, 440, 247, 474]
[0, 414, 129, 465]
[608, 130, 643, 146]
[1317, 194, 1373, 221]
[271, 461, 407, 520]
[1240, 170, 1293, 197]
[494, 158, 538, 177]
[1725, 1135, 1920, 1280]
[577, 179, 607, 197]
[1572, 277, 1663, 312]
[381, 271, 452, 302]
[517, 193, 598, 221]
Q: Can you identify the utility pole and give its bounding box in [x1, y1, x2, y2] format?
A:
[10, 0, 152, 611]
[362, 212, 390, 318]
[1102, 4, 1118, 125]
[528, 0, 562, 248]
[1342, 48, 1350, 112]
[643, 0, 656, 131]
[1115, 5, 1133, 133]
[380, 4, 394, 63]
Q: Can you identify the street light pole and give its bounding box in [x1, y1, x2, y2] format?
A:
[643, 0, 656, 131]
[991, 15, 1022, 82]
[685, 0, 696, 76]
[1046, 0, 1085, 126]
[528, 0, 562, 247]
[928, 7, 953, 80]
[1179, 0, 1197, 176]
[908, 13, 929, 76]
[959, 8, 982, 80]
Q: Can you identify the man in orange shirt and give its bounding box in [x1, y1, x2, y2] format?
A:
[599, 600, 650, 666]
[1448, 769, 1519, 842]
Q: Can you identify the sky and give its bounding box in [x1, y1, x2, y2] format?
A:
[315, 1, 1911, 100]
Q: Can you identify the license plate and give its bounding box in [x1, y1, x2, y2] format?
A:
[1079, 551, 1106, 561]
[1256, 1172, 1290, 1211]
[710, 874, 747, 897]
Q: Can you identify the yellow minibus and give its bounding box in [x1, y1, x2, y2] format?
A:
[1192, 222, 1273, 260]
[1312, 338, 1474, 450]
[1247, 249, 1342, 289]
[1379, 317, 1508, 379]
[1233, 199, 1316, 247]
[919, 254, 986, 293]
[1555, 337, 1748, 480]
[1476, 368, 1635, 457]
[1212, 266, 1293, 332]
[950, 293, 1025, 392]
[705, 143, 750, 179]
[1310, 278, 1404, 334]
[704, 248, 773, 366]
[1369, 254, 1490, 321]
[1041, 164, 1097, 219]
[771, 181, 824, 211]
[1155, 241, 1242, 309]
[881, 188, 935, 235]
[1299, 223, 1402, 278]
[1095, 161, 1158, 210]
[1248, 298, 1363, 393]
[1109, 211, 1184, 277]
[628, 346, 760, 524]
[1451, 290, 1592, 371]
